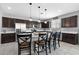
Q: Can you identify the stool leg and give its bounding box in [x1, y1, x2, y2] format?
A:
[38, 45, 39, 55]
[49, 41, 51, 53]
[53, 41, 56, 50]
[58, 40, 60, 47]
[34, 43, 36, 53]
[18, 49, 21, 55]
[45, 43, 48, 55]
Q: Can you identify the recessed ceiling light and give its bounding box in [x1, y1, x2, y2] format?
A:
[7, 6, 12, 10]
[58, 10, 62, 12]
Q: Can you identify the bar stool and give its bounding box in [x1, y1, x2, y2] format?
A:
[52, 32, 61, 50]
[33, 32, 48, 55]
[17, 33, 32, 55]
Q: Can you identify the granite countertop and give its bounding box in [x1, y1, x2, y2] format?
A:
[1, 31, 16, 34]
[61, 31, 78, 34]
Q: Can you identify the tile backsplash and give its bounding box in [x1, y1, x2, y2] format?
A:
[1, 28, 15, 33]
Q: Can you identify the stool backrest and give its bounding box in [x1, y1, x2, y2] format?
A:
[52, 32, 57, 40]
[17, 33, 32, 48]
[56, 32, 61, 40]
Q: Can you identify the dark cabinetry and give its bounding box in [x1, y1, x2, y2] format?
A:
[26, 21, 33, 28]
[15, 19, 26, 23]
[15, 19, 40, 28]
[62, 33, 78, 45]
[26, 21, 40, 28]
[1, 33, 15, 44]
[32, 21, 40, 28]
[41, 21, 49, 28]
[61, 15, 77, 27]
[2, 17, 41, 28]
[2, 17, 15, 28]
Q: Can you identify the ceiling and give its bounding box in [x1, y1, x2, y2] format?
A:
[0, 3, 79, 20]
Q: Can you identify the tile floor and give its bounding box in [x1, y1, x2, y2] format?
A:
[0, 42, 79, 55]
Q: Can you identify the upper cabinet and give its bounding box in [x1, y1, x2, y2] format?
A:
[2, 17, 41, 28]
[15, 19, 26, 23]
[61, 15, 77, 28]
[32, 21, 40, 28]
[2, 17, 15, 28]
[41, 21, 49, 28]
[26, 21, 40, 28]
[26, 21, 33, 28]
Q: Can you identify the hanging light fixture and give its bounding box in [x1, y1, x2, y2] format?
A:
[29, 3, 32, 21]
[44, 8, 47, 24]
[38, 6, 41, 22]
[44, 21, 47, 24]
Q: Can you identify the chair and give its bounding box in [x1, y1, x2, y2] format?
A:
[47, 32, 52, 53]
[33, 32, 48, 55]
[17, 33, 32, 55]
[52, 32, 61, 50]
[56, 32, 61, 47]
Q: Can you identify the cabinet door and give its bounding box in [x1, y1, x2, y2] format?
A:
[62, 18, 71, 27]
[70, 16, 77, 27]
[41, 22, 49, 28]
[26, 21, 30, 28]
[2, 17, 15, 28]
[62, 33, 78, 45]
[1, 33, 15, 44]
[28, 21, 33, 28]
[62, 33, 68, 42]
[10, 33, 15, 42]
[1, 34, 6, 44]
[2, 17, 9, 27]
[62, 18, 67, 27]
[9, 18, 15, 28]
[33, 21, 40, 28]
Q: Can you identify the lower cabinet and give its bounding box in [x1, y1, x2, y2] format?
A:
[1, 33, 15, 44]
[62, 33, 78, 45]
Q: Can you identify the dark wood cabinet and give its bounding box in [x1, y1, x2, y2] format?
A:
[41, 21, 49, 28]
[61, 15, 77, 27]
[2, 17, 15, 28]
[62, 33, 78, 45]
[2, 17, 9, 27]
[25, 21, 32, 28]
[9, 18, 15, 28]
[2, 17, 40, 28]
[15, 19, 26, 23]
[1, 33, 15, 44]
[32, 21, 40, 28]
[70, 16, 77, 27]
[26, 21, 40, 28]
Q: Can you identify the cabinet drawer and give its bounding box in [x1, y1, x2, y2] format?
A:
[62, 33, 78, 45]
[1, 33, 15, 44]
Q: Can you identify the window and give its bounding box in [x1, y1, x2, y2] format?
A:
[15, 23, 26, 32]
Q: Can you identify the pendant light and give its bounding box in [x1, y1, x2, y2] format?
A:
[44, 9, 47, 24]
[29, 3, 32, 21]
[38, 6, 41, 22]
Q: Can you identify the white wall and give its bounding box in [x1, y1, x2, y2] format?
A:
[0, 10, 2, 44]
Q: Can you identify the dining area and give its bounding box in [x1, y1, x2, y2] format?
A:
[0, 3, 79, 55]
[0, 1, 79, 59]
[16, 31, 61, 55]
